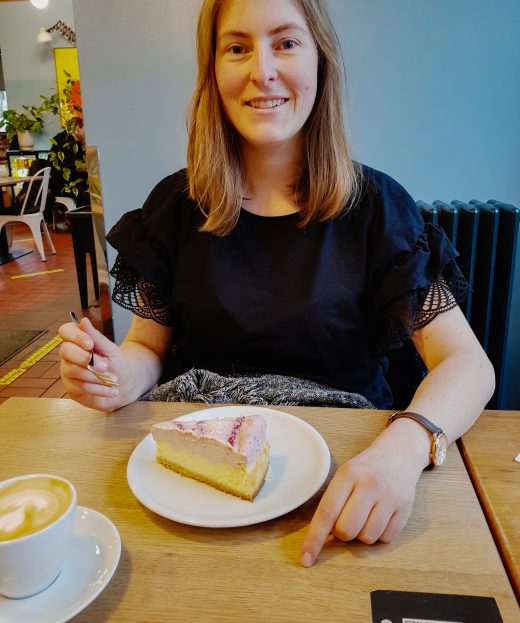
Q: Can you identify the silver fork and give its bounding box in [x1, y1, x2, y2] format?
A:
[69, 312, 120, 387]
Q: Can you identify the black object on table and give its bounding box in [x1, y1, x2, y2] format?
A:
[64, 208, 100, 309]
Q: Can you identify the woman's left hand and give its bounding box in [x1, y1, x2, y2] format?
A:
[300, 442, 424, 567]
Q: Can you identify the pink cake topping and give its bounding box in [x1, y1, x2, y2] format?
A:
[151, 414, 267, 468]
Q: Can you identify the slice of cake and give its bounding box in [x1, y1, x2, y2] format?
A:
[151, 415, 269, 501]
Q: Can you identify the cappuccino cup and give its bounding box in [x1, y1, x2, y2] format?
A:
[0, 474, 77, 598]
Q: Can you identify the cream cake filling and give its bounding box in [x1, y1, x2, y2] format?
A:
[152, 415, 267, 468]
[152, 414, 270, 500]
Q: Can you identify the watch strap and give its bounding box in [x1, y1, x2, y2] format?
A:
[388, 411, 443, 436]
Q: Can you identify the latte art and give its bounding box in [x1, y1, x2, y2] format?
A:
[0, 477, 72, 541]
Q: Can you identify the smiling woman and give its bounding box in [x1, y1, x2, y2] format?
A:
[59, 0, 494, 569]
[188, 0, 360, 233]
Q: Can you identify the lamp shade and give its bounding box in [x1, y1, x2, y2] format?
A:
[31, 0, 49, 9]
[37, 27, 52, 43]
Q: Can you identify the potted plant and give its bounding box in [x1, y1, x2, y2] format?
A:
[1, 105, 44, 150]
[38, 74, 87, 198]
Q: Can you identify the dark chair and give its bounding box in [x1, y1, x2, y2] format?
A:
[64, 208, 99, 309]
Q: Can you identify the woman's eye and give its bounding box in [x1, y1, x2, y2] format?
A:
[280, 39, 297, 50]
[228, 45, 244, 55]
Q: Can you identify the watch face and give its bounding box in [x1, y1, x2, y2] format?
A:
[433, 433, 448, 466]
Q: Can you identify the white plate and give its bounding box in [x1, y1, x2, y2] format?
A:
[0, 506, 121, 623]
[127, 405, 331, 528]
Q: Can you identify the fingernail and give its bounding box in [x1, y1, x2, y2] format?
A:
[96, 360, 108, 371]
[301, 552, 313, 568]
[110, 388, 119, 396]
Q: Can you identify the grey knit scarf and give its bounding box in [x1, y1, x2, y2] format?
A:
[140, 368, 374, 409]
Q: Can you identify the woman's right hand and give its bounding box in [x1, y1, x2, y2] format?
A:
[59, 317, 133, 411]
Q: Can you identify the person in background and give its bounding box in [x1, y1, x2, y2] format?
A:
[49, 81, 90, 229]
[49, 114, 90, 211]
[58, 0, 495, 567]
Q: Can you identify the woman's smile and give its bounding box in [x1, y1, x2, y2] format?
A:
[246, 97, 289, 110]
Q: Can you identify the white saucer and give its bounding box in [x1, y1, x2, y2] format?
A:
[0, 506, 121, 623]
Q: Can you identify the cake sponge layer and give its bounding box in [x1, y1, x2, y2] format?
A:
[156, 440, 270, 501]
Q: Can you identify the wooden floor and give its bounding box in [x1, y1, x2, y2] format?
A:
[0, 222, 101, 405]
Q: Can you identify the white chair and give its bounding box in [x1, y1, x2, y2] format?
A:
[0, 167, 56, 261]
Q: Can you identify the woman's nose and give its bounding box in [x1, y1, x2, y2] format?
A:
[249, 47, 277, 85]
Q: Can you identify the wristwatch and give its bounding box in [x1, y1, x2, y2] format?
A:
[388, 411, 448, 467]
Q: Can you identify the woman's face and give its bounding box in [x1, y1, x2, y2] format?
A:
[215, 0, 318, 152]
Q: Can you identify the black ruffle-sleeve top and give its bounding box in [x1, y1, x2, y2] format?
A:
[106, 165, 467, 408]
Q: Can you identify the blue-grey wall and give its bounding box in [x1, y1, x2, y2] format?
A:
[333, 0, 520, 206]
[73, 0, 520, 406]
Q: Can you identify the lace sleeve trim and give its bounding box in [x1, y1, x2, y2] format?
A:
[384, 259, 468, 350]
[110, 255, 173, 327]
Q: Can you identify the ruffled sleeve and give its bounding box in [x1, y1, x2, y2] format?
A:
[363, 168, 468, 353]
[106, 170, 190, 327]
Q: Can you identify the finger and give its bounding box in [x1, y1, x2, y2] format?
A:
[379, 506, 413, 544]
[59, 341, 93, 368]
[65, 388, 120, 413]
[63, 378, 120, 399]
[300, 468, 354, 567]
[61, 359, 114, 386]
[58, 322, 93, 351]
[332, 486, 377, 542]
[356, 503, 395, 545]
[79, 317, 119, 358]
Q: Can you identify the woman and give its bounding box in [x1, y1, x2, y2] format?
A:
[59, 0, 494, 567]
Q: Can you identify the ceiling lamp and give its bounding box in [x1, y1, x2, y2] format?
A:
[37, 21, 76, 45]
[31, 0, 49, 9]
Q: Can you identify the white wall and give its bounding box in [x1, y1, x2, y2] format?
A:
[72, 0, 200, 342]
[0, 0, 76, 148]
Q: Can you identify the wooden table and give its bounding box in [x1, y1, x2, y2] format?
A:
[459, 410, 520, 602]
[1, 398, 518, 622]
[0, 176, 31, 265]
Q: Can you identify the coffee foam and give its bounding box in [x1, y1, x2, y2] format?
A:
[0, 478, 72, 541]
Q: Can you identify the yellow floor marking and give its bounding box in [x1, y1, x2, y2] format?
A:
[11, 269, 64, 280]
[0, 334, 63, 386]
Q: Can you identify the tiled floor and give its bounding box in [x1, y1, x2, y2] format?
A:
[0, 222, 101, 405]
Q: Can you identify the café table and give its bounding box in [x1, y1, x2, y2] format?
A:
[0, 398, 518, 622]
[459, 410, 520, 602]
[0, 175, 32, 265]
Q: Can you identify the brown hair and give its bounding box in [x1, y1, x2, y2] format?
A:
[187, 0, 361, 235]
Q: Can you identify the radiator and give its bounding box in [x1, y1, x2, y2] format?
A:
[416, 199, 520, 409]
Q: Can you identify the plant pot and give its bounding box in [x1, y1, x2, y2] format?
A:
[17, 130, 34, 151]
